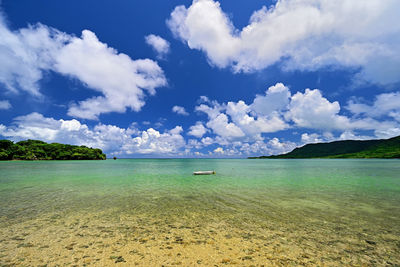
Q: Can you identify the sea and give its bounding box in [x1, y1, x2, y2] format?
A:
[0, 159, 399, 266]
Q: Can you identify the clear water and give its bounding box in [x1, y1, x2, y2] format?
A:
[0, 159, 399, 266]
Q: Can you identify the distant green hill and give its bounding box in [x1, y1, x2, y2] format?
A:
[0, 139, 106, 160]
[249, 135, 400, 159]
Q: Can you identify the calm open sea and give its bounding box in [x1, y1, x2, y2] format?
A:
[0, 159, 399, 266]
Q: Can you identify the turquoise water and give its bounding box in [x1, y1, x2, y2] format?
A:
[1, 159, 400, 265]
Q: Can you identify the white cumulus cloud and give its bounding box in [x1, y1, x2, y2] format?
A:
[0, 100, 11, 109]
[347, 91, 400, 120]
[192, 82, 400, 154]
[206, 113, 245, 139]
[285, 88, 350, 130]
[125, 126, 185, 154]
[226, 100, 288, 137]
[187, 121, 208, 138]
[168, 0, 400, 85]
[301, 133, 324, 144]
[209, 138, 297, 157]
[213, 147, 224, 154]
[145, 34, 170, 59]
[172, 105, 189, 116]
[195, 85, 290, 142]
[251, 83, 291, 116]
[58, 30, 167, 120]
[0, 13, 167, 120]
[0, 19, 67, 96]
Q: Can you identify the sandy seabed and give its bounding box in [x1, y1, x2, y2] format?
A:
[1, 207, 399, 267]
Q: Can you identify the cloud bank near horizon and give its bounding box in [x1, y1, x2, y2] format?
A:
[1, 83, 399, 157]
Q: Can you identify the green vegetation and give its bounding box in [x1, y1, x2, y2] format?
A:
[0, 139, 106, 160]
[249, 135, 400, 159]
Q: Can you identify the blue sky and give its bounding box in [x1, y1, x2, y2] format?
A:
[1, 0, 400, 157]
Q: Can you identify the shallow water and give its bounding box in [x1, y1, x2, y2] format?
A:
[0, 159, 399, 266]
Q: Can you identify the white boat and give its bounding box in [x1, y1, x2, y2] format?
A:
[193, 170, 216, 175]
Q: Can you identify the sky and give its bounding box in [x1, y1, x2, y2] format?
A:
[0, 0, 400, 158]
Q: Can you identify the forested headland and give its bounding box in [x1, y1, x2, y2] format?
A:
[0, 139, 106, 160]
[250, 135, 400, 159]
